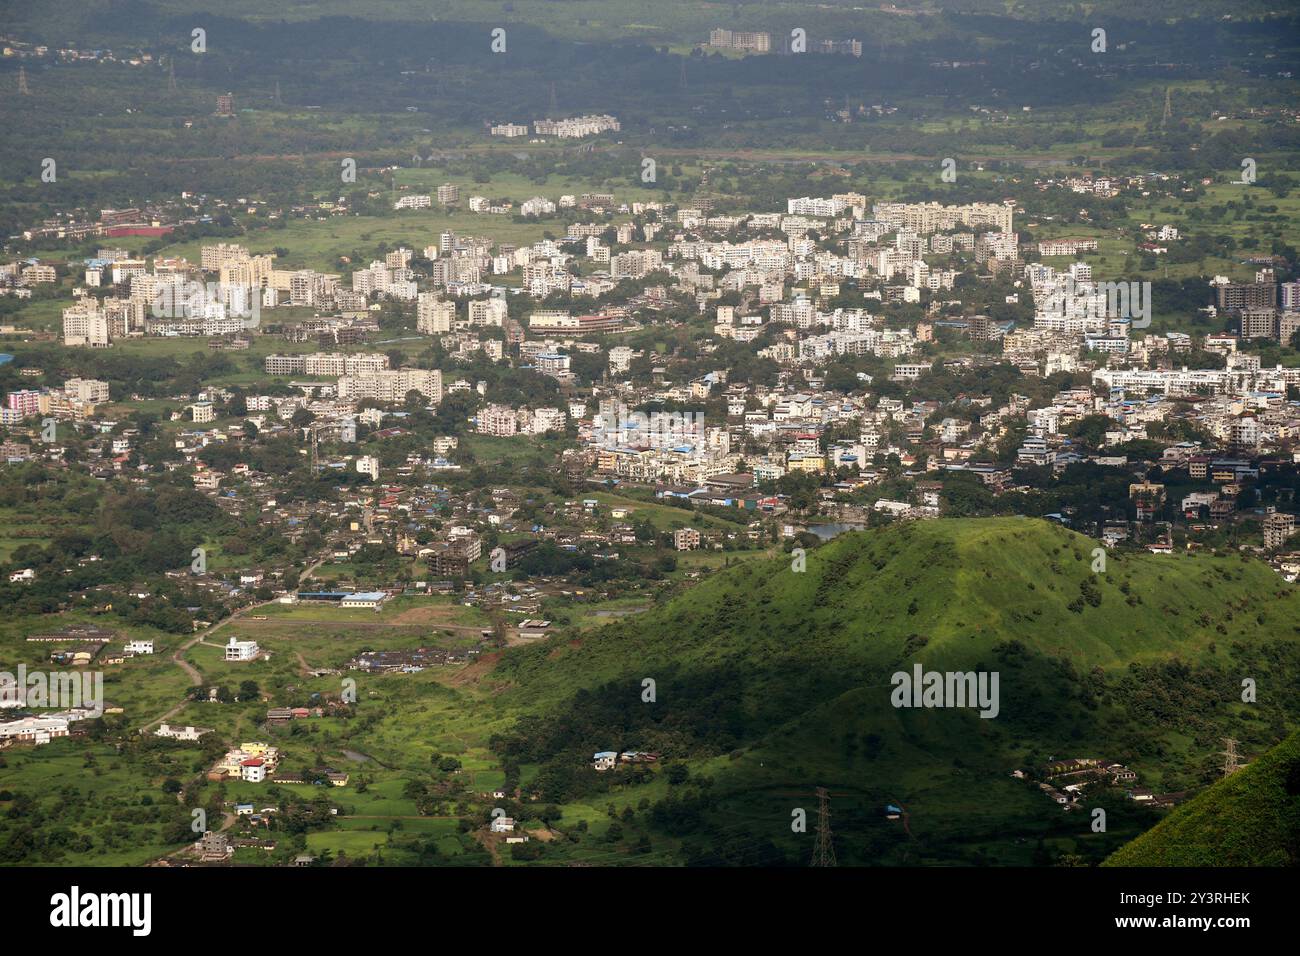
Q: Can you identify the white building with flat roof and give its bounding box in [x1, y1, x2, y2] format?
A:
[340, 591, 388, 609]
[225, 637, 260, 661]
[155, 723, 212, 740]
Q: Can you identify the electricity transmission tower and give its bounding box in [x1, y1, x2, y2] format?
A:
[308, 422, 326, 474]
[1219, 738, 1241, 777]
[811, 787, 837, 867]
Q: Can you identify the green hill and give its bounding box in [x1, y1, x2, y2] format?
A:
[483, 518, 1300, 865]
[1104, 730, 1300, 867]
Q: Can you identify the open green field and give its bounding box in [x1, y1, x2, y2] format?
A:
[393, 167, 668, 207]
[149, 212, 550, 275]
[587, 491, 747, 532]
[0, 740, 203, 866]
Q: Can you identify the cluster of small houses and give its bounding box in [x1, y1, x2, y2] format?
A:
[1017, 757, 1186, 810]
[0, 708, 98, 746]
[265, 705, 324, 723]
[185, 823, 321, 866]
[347, 646, 479, 672]
[592, 750, 660, 771]
[8, 627, 153, 674]
[46, 636, 156, 668]
[204, 740, 351, 786]
[1, 627, 141, 747]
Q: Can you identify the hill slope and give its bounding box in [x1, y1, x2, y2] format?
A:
[1104, 730, 1300, 867]
[484, 518, 1300, 865]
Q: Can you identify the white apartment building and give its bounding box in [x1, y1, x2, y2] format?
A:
[64, 378, 110, 404]
[201, 242, 251, 271]
[337, 368, 443, 403]
[477, 404, 520, 437]
[532, 114, 620, 138]
[468, 298, 507, 326]
[417, 293, 457, 334]
[871, 201, 1013, 234]
[530, 407, 567, 433]
[62, 301, 112, 347]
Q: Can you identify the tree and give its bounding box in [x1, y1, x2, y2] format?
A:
[1067, 414, 1116, 450]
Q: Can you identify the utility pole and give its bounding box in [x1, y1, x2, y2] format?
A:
[18, 65, 30, 95]
[811, 787, 837, 867]
[167, 57, 178, 94]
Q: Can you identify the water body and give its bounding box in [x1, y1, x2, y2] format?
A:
[806, 523, 866, 541]
[591, 607, 649, 618]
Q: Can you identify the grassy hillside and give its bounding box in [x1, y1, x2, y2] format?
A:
[481, 518, 1300, 865]
[1104, 730, 1300, 867]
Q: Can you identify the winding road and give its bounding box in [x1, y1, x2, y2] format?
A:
[137, 554, 329, 733]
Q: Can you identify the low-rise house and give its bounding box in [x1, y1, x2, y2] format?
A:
[224, 636, 260, 661]
[593, 751, 618, 771]
[196, 831, 232, 862]
[155, 723, 213, 741]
